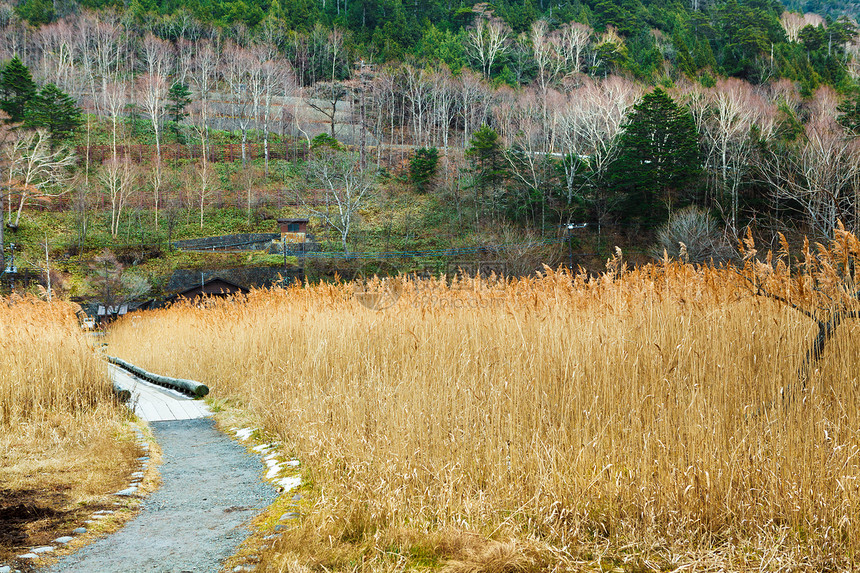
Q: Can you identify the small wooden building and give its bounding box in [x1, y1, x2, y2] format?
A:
[97, 303, 128, 323]
[172, 277, 249, 301]
[277, 218, 309, 244]
[93, 300, 153, 324]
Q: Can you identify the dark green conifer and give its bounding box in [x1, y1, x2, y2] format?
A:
[837, 91, 860, 136]
[167, 82, 193, 124]
[24, 83, 83, 145]
[0, 57, 37, 124]
[466, 125, 507, 193]
[608, 88, 702, 227]
[409, 147, 439, 193]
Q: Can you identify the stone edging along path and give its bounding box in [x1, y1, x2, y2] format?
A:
[0, 361, 303, 573]
[0, 428, 154, 573]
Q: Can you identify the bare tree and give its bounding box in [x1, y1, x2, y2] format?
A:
[176, 38, 194, 87]
[501, 87, 560, 229]
[137, 71, 169, 226]
[589, 26, 625, 74]
[99, 157, 137, 237]
[780, 12, 806, 43]
[428, 65, 456, 172]
[190, 39, 217, 164]
[849, 40, 860, 81]
[34, 20, 76, 90]
[72, 13, 109, 188]
[305, 81, 348, 139]
[531, 20, 563, 96]
[303, 147, 376, 253]
[760, 89, 860, 238]
[673, 79, 709, 135]
[465, 6, 510, 80]
[506, 33, 533, 85]
[254, 42, 293, 175]
[765, 78, 803, 114]
[286, 84, 315, 147]
[370, 65, 397, 165]
[0, 15, 31, 65]
[141, 33, 173, 78]
[288, 23, 333, 86]
[554, 76, 640, 209]
[529, 17, 565, 157]
[402, 65, 433, 147]
[558, 22, 592, 76]
[0, 113, 17, 258]
[90, 13, 125, 104]
[221, 42, 258, 167]
[780, 12, 825, 43]
[194, 158, 216, 229]
[700, 78, 774, 233]
[326, 27, 344, 84]
[5, 130, 75, 230]
[138, 33, 174, 217]
[457, 70, 492, 148]
[239, 44, 266, 219]
[102, 80, 127, 162]
[492, 85, 517, 143]
[187, 96, 214, 229]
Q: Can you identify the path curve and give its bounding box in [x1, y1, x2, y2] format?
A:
[109, 363, 212, 422]
[43, 367, 277, 573]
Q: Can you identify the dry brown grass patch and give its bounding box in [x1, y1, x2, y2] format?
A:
[0, 298, 139, 564]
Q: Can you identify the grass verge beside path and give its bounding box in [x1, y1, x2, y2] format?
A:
[0, 298, 142, 566]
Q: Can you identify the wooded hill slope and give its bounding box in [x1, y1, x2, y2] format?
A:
[0, 0, 858, 290]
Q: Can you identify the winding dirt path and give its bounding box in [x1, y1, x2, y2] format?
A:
[43, 367, 277, 573]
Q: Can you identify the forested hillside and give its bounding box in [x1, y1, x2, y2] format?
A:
[0, 0, 858, 293]
[8, 0, 859, 86]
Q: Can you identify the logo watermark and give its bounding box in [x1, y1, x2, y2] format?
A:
[350, 260, 402, 310]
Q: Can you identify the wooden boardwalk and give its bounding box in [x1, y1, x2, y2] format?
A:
[110, 364, 211, 422]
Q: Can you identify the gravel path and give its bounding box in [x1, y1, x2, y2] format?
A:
[43, 418, 277, 573]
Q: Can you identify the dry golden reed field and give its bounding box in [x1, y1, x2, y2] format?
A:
[0, 298, 137, 561]
[107, 232, 860, 572]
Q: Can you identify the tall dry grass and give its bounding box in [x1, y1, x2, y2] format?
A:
[0, 297, 137, 560]
[0, 297, 112, 426]
[108, 235, 860, 570]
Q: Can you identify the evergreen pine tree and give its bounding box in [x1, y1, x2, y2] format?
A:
[466, 124, 507, 223]
[672, 33, 697, 76]
[409, 147, 440, 193]
[166, 81, 192, 124]
[0, 57, 37, 124]
[14, 0, 53, 26]
[24, 83, 83, 145]
[608, 88, 702, 227]
[466, 125, 506, 191]
[837, 90, 860, 136]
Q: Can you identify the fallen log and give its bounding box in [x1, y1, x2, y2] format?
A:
[106, 355, 210, 398]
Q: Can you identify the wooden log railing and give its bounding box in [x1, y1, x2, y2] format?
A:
[107, 355, 210, 398]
